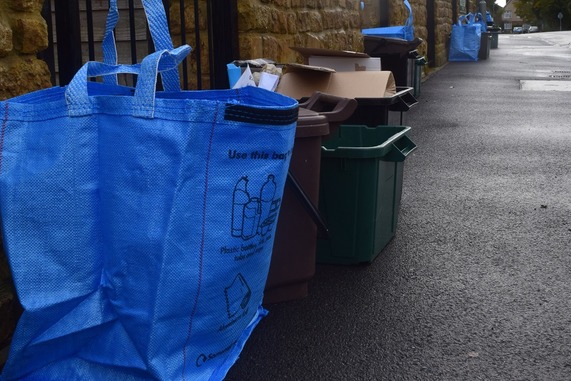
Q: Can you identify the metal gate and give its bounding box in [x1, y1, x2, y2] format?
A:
[39, 0, 238, 89]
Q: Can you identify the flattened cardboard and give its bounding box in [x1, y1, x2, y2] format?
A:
[308, 56, 381, 72]
[290, 46, 381, 72]
[290, 47, 371, 61]
[277, 65, 396, 99]
[284, 63, 335, 73]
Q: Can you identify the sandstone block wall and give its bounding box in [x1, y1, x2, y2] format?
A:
[237, 0, 363, 64]
[169, 0, 363, 88]
[0, 0, 51, 100]
[234, 0, 456, 74]
[169, 0, 365, 87]
[169, 0, 462, 88]
[434, 0, 454, 67]
[169, 0, 211, 89]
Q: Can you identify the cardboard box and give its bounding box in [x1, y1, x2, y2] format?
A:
[276, 63, 396, 100]
[291, 47, 381, 72]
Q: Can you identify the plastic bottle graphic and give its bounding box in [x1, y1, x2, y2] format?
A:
[259, 175, 277, 235]
[232, 177, 250, 237]
[242, 197, 261, 240]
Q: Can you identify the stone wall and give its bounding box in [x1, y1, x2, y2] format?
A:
[360, 0, 381, 29]
[169, 1, 210, 89]
[169, 0, 365, 88]
[235, 0, 455, 73]
[0, 0, 51, 100]
[434, 0, 454, 67]
[407, 0, 429, 58]
[236, 0, 363, 64]
[168, 0, 461, 87]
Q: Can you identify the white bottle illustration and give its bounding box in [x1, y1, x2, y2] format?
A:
[242, 197, 261, 240]
[232, 177, 250, 237]
[259, 175, 277, 235]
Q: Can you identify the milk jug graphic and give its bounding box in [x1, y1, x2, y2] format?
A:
[242, 197, 261, 240]
[224, 273, 252, 318]
[232, 177, 250, 237]
[259, 175, 277, 235]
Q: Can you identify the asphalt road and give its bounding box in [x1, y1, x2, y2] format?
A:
[226, 32, 571, 381]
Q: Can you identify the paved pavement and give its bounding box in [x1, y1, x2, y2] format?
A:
[226, 32, 571, 380]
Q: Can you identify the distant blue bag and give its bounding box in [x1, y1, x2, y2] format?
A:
[448, 14, 482, 62]
[485, 11, 494, 25]
[0, 2, 298, 380]
[471, 12, 488, 32]
[361, 0, 415, 41]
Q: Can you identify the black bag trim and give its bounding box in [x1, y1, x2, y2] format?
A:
[224, 104, 299, 125]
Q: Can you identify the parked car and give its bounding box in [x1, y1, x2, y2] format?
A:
[528, 26, 539, 33]
[513, 27, 523, 34]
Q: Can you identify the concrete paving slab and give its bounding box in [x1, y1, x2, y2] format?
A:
[520, 80, 571, 91]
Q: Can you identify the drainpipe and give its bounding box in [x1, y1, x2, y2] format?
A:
[427, 0, 435, 67]
[380, 0, 390, 26]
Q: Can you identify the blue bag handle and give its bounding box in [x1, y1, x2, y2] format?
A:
[474, 12, 488, 32]
[403, 0, 413, 27]
[458, 13, 486, 31]
[458, 13, 473, 26]
[101, 0, 181, 92]
[101, 0, 119, 83]
[66, 45, 191, 118]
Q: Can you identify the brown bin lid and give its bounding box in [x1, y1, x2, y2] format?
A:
[296, 108, 330, 138]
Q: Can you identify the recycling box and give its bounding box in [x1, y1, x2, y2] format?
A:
[407, 50, 427, 98]
[316, 125, 416, 265]
[490, 31, 499, 49]
[479, 32, 491, 60]
[277, 65, 417, 127]
[342, 87, 418, 126]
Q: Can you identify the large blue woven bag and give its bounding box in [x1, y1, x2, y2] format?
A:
[449, 14, 483, 62]
[0, 2, 298, 380]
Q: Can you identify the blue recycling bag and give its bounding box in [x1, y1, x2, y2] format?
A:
[470, 12, 489, 32]
[361, 0, 415, 41]
[0, 3, 298, 380]
[448, 14, 482, 62]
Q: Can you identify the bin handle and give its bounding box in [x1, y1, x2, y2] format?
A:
[322, 128, 416, 161]
[385, 134, 417, 162]
[286, 171, 329, 239]
[299, 92, 358, 135]
[388, 88, 418, 113]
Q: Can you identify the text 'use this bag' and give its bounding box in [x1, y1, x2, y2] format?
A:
[0, 1, 298, 380]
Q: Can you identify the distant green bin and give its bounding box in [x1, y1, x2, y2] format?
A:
[316, 125, 417, 265]
[490, 31, 499, 49]
[411, 56, 427, 97]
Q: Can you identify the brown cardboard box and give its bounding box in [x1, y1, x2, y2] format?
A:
[276, 63, 396, 100]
